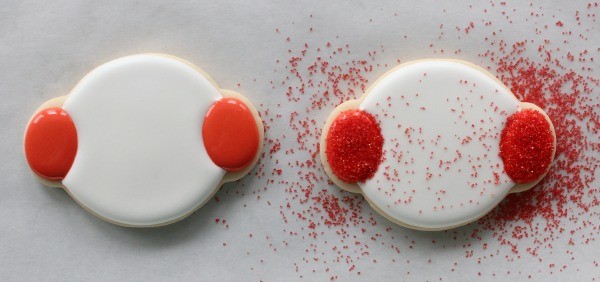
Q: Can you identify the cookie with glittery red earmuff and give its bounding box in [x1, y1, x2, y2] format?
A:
[24, 54, 264, 227]
[319, 59, 556, 231]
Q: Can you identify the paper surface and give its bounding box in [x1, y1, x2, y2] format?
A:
[1, 1, 598, 281]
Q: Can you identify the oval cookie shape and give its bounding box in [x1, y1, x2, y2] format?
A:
[24, 54, 263, 227]
[321, 60, 556, 230]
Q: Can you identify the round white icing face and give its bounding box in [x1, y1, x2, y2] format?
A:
[359, 60, 520, 229]
[62, 55, 226, 226]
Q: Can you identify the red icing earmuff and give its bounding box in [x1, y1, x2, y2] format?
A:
[325, 110, 384, 183]
[202, 98, 260, 172]
[24, 107, 78, 181]
[499, 109, 555, 183]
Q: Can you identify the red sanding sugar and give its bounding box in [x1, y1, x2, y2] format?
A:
[249, 5, 599, 276]
[499, 109, 555, 183]
[481, 40, 600, 254]
[326, 110, 384, 183]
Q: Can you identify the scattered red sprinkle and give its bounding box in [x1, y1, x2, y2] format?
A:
[326, 110, 384, 183]
[482, 39, 599, 258]
[499, 109, 555, 183]
[216, 3, 600, 277]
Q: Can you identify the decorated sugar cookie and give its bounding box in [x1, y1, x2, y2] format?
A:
[320, 60, 556, 231]
[24, 54, 264, 227]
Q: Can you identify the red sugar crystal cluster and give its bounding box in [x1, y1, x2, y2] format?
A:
[499, 109, 555, 183]
[326, 110, 384, 183]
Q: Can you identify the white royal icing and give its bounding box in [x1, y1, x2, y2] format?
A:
[359, 60, 520, 229]
[62, 54, 226, 226]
